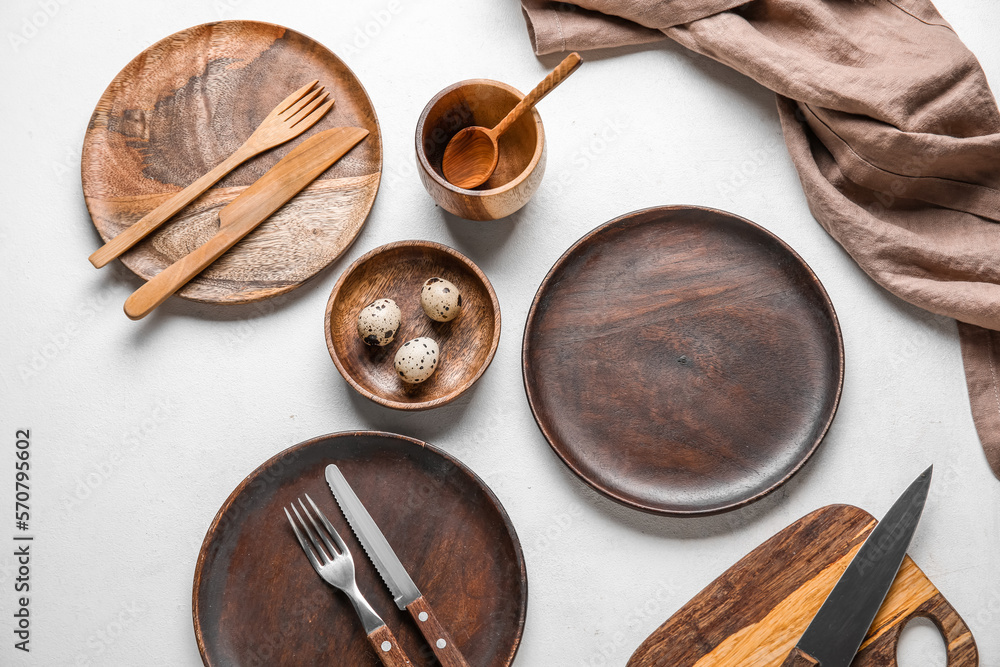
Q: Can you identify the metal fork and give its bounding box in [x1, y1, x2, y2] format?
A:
[285, 495, 412, 667]
[89, 80, 335, 268]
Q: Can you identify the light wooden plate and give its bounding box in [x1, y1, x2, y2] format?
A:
[325, 241, 501, 410]
[82, 20, 382, 304]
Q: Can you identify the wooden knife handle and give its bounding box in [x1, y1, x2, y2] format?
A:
[406, 595, 470, 667]
[780, 647, 821, 666]
[366, 624, 413, 667]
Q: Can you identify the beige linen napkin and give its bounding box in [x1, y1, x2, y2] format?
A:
[521, 0, 1000, 478]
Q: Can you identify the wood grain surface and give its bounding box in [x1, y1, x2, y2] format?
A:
[522, 206, 844, 516]
[779, 648, 820, 667]
[124, 127, 368, 320]
[193, 432, 527, 667]
[82, 20, 381, 304]
[627, 504, 978, 666]
[416, 80, 545, 221]
[325, 241, 501, 410]
[88, 80, 334, 268]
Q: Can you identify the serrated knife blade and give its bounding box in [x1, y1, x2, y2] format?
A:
[325, 464, 470, 667]
[325, 464, 420, 608]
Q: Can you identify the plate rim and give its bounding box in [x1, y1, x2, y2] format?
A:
[81, 19, 383, 305]
[324, 240, 502, 411]
[191, 430, 528, 666]
[521, 205, 845, 517]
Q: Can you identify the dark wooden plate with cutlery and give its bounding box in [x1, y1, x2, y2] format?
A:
[523, 206, 844, 516]
[193, 432, 526, 667]
[82, 20, 382, 304]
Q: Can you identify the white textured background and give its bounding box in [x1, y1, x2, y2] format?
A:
[1, 0, 999, 665]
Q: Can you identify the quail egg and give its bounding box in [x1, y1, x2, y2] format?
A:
[356, 298, 401, 347]
[393, 337, 439, 384]
[420, 277, 462, 322]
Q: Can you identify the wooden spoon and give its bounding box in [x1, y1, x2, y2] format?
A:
[441, 52, 581, 189]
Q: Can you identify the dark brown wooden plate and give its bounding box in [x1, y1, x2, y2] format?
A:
[193, 432, 526, 666]
[522, 206, 844, 516]
[82, 20, 381, 304]
[325, 241, 501, 410]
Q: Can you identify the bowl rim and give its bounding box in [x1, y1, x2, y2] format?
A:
[415, 78, 545, 198]
[325, 239, 502, 410]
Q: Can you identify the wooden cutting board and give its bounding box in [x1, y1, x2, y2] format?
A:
[628, 504, 978, 666]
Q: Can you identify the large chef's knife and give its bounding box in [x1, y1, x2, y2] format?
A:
[326, 464, 470, 667]
[781, 466, 932, 667]
[123, 126, 368, 320]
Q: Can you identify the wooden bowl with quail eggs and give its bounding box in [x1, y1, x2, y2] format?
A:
[325, 240, 501, 410]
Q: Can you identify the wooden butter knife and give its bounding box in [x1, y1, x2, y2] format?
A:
[122, 126, 368, 320]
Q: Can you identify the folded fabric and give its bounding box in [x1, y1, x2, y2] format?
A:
[521, 0, 1000, 478]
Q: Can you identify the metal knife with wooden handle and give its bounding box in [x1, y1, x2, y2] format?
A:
[122, 126, 368, 320]
[779, 467, 932, 667]
[326, 464, 471, 667]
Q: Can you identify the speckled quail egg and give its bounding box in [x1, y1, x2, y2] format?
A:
[393, 337, 439, 384]
[420, 277, 462, 322]
[356, 299, 401, 347]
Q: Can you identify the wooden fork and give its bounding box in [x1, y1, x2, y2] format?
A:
[88, 80, 334, 268]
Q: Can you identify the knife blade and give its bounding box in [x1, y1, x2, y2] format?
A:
[781, 466, 932, 667]
[326, 464, 470, 667]
[122, 126, 368, 320]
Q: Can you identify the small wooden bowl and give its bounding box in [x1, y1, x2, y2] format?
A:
[416, 79, 546, 221]
[326, 240, 501, 410]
